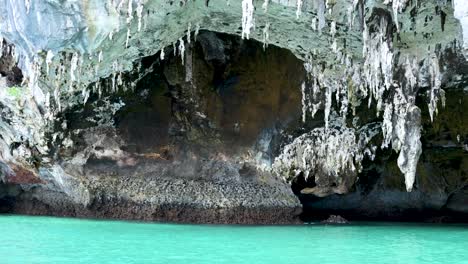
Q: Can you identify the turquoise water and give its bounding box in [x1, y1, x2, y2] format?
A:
[0, 216, 467, 264]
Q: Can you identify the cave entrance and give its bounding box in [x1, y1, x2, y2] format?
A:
[113, 31, 305, 175]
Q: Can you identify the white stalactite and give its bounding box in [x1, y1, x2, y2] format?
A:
[301, 82, 307, 123]
[296, 0, 303, 19]
[136, 1, 144, 32]
[25, 0, 31, 14]
[125, 28, 131, 48]
[384, 0, 409, 32]
[45, 50, 54, 75]
[179, 38, 185, 65]
[428, 55, 444, 122]
[69, 53, 79, 92]
[187, 22, 192, 44]
[195, 23, 200, 41]
[127, 0, 134, 24]
[262, 0, 269, 12]
[262, 23, 270, 50]
[241, 0, 255, 39]
[317, 0, 326, 34]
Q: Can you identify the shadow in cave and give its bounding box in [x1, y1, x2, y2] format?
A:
[110, 30, 307, 167]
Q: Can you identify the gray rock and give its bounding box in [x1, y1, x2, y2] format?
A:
[321, 215, 349, 224]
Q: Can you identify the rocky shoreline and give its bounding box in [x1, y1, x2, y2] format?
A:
[10, 199, 302, 225]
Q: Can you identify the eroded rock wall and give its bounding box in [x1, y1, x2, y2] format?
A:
[0, 0, 467, 223]
[1, 32, 305, 223]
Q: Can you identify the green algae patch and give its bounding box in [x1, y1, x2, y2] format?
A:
[6, 86, 22, 99]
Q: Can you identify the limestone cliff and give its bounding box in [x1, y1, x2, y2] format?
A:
[0, 0, 466, 223]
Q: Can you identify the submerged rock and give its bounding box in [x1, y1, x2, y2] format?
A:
[321, 215, 349, 224]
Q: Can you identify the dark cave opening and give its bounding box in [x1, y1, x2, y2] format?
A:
[0, 182, 21, 214]
[299, 147, 468, 223]
[290, 172, 317, 196]
[108, 30, 306, 169]
[0, 196, 14, 213]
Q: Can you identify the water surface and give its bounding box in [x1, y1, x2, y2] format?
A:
[0, 215, 467, 264]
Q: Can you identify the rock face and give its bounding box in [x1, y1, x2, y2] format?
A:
[0, 0, 467, 223]
[0, 32, 304, 224]
[300, 88, 468, 222]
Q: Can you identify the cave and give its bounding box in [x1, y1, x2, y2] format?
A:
[0, 31, 310, 224]
[112, 31, 305, 172]
[0, 0, 467, 224]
